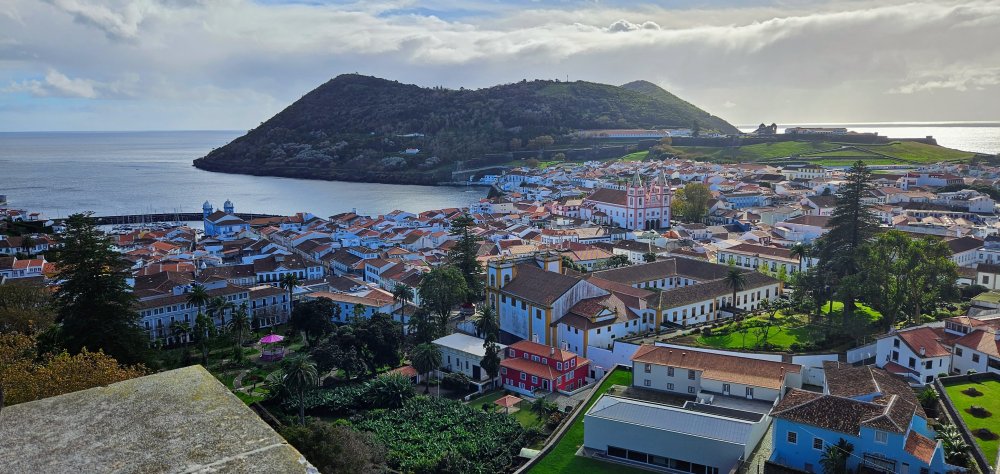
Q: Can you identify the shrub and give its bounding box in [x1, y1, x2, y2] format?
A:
[441, 372, 471, 391]
[967, 406, 992, 418]
[365, 373, 416, 409]
[546, 412, 565, 430]
[963, 387, 983, 397]
[702, 327, 712, 337]
[974, 428, 999, 441]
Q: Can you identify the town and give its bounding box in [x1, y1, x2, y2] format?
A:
[5, 150, 1000, 474]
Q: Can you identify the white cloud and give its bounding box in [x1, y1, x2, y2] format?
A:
[1, 0, 999, 129]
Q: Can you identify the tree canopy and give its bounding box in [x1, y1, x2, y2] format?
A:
[671, 182, 712, 223]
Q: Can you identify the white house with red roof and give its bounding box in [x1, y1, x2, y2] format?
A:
[875, 326, 958, 385]
[499, 340, 589, 397]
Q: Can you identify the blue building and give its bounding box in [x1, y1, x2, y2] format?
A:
[203, 200, 250, 239]
[769, 362, 962, 474]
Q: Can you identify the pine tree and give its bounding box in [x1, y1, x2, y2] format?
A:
[447, 213, 483, 302]
[816, 160, 879, 315]
[52, 213, 148, 364]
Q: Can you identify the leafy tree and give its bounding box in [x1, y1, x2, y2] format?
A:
[0, 284, 55, 334]
[816, 161, 879, 316]
[418, 266, 468, 331]
[553, 152, 566, 161]
[725, 268, 747, 312]
[509, 138, 522, 151]
[642, 251, 657, 263]
[353, 312, 403, 373]
[411, 343, 442, 394]
[524, 158, 540, 168]
[51, 213, 148, 364]
[856, 231, 958, 328]
[409, 308, 439, 344]
[936, 424, 970, 467]
[527, 135, 554, 150]
[605, 254, 631, 268]
[0, 332, 147, 406]
[291, 298, 335, 346]
[819, 438, 853, 474]
[278, 354, 320, 425]
[227, 303, 252, 361]
[447, 214, 483, 302]
[364, 373, 415, 409]
[280, 273, 301, 313]
[481, 340, 502, 389]
[671, 183, 712, 223]
[281, 422, 385, 474]
[169, 320, 191, 345]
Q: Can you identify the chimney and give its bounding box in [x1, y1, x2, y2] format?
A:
[919, 346, 926, 356]
[550, 346, 555, 356]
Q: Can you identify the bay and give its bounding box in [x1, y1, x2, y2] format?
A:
[0, 131, 485, 218]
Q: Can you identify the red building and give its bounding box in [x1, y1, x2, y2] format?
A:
[500, 340, 589, 396]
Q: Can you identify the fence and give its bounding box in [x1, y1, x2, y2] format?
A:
[934, 373, 998, 474]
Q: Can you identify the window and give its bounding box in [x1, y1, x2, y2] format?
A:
[531, 376, 538, 384]
[666, 383, 674, 390]
[874, 430, 888, 444]
[746, 387, 754, 399]
[813, 438, 824, 450]
[925, 361, 933, 370]
[787, 431, 798, 444]
[893, 339, 900, 348]
[667, 367, 674, 377]
[520, 372, 526, 381]
[973, 354, 981, 363]
[644, 363, 651, 373]
[556, 362, 563, 371]
[644, 379, 651, 387]
[501, 367, 507, 375]
[983, 275, 990, 285]
[687, 386, 696, 394]
[723, 384, 731, 394]
[688, 370, 696, 380]
[956, 347, 964, 357]
[908, 357, 916, 369]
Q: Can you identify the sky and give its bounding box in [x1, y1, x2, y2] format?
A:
[1, 0, 998, 131]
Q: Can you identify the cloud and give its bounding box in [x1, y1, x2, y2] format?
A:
[1, 0, 999, 130]
[607, 19, 661, 32]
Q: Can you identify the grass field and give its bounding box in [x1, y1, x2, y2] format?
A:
[695, 302, 883, 351]
[467, 390, 541, 428]
[673, 139, 974, 165]
[528, 369, 646, 474]
[619, 150, 649, 162]
[943, 379, 1000, 466]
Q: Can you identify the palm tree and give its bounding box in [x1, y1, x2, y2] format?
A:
[725, 268, 747, 315]
[20, 235, 35, 256]
[472, 304, 500, 340]
[411, 343, 442, 394]
[169, 320, 191, 346]
[392, 283, 414, 324]
[187, 284, 209, 322]
[228, 302, 252, 361]
[193, 312, 215, 366]
[279, 273, 300, 314]
[207, 296, 235, 328]
[790, 243, 809, 274]
[279, 355, 319, 425]
[819, 438, 853, 474]
[529, 398, 557, 423]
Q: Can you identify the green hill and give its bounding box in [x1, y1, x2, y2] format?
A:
[674, 140, 976, 166]
[193, 74, 738, 184]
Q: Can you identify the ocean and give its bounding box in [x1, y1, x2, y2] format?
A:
[0, 131, 485, 218]
[737, 122, 1000, 155]
[2, 125, 997, 218]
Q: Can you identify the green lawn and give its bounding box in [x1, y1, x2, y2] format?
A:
[619, 151, 649, 162]
[695, 303, 883, 351]
[528, 369, 647, 474]
[467, 390, 541, 428]
[943, 379, 1000, 466]
[673, 139, 974, 165]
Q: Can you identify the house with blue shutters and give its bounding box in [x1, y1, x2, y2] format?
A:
[768, 362, 963, 474]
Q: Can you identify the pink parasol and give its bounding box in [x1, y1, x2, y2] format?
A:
[259, 334, 285, 344]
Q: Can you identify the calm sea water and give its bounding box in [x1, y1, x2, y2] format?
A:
[738, 123, 1000, 155]
[0, 131, 485, 218]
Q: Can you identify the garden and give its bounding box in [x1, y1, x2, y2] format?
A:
[684, 301, 884, 353]
[943, 379, 1000, 466]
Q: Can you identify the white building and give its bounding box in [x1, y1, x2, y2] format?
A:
[433, 333, 506, 391]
